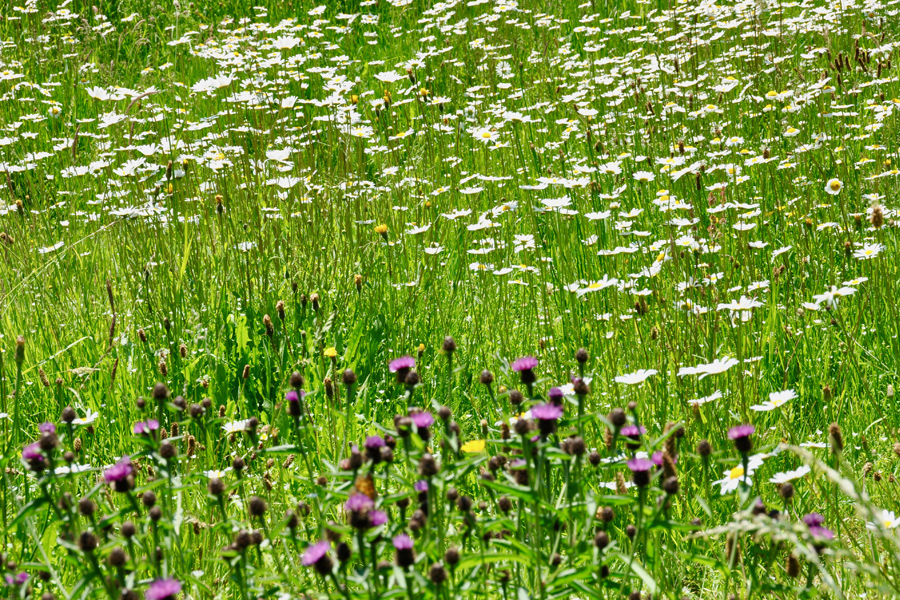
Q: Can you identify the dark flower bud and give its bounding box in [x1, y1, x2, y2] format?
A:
[663, 476, 679, 495]
[289, 371, 304, 388]
[342, 369, 357, 386]
[444, 546, 460, 566]
[599, 506, 615, 523]
[456, 496, 472, 512]
[498, 496, 512, 513]
[79, 531, 98, 553]
[418, 453, 438, 477]
[336, 542, 352, 563]
[446, 488, 459, 502]
[159, 442, 176, 460]
[405, 371, 420, 386]
[608, 408, 627, 428]
[249, 496, 267, 517]
[508, 389, 524, 406]
[121, 521, 136, 538]
[442, 337, 456, 353]
[594, 531, 609, 550]
[142, 491, 157, 508]
[62, 406, 76, 423]
[479, 370, 494, 386]
[573, 378, 590, 396]
[208, 478, 225, 496]
[437, 405, 451, 421]
[232, 457, 245, 472]
[149, 506, 162, 521]
[152, 383, 169, 400]
[551, 552, 562, 566]
[625, 524, 636, 539]
[172, 396, 186, 411]
[575, 348, 588, 363]
[79, 498, 95, 517]
[588, 451, 601, 466]
[779, 482, 795, 500]
[429, 563, 447, 585]
[697, 439, 712, 457]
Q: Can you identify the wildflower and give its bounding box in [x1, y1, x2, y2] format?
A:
[824, 178, 843, 195]
[104, 457, 134, 492]
[511, 356, 538, 386]
[302, 541, 334, 575]
[389, 355, 415, 383]
[728, 425, 755, 453]
[393, 534, 415, 567]
[410, 412, 434, 439]
[531, 403, 563, 436]
[364, 436, 385, 463]
[626, 457, 654, 487]
[133, 419, 160, 435]
[750, 389, 797, 412]
[714, 463, 754, 494]
[614, 369, 657, 385]
[853, 243, 883, 260]
[145, 578, 181, 600]
[460, 439, 486, 453]
[867, 509, 900, 532]
[345, 493, 375, 529]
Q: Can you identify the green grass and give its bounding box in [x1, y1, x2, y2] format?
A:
[1, 0, 900, 598]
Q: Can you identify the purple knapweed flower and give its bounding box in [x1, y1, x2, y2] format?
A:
[145, 578, 181, 600]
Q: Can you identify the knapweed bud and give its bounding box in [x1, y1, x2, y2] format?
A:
[575, 348, 588, 364]
[62, 406, 76, 423]
[442, 336, 456, 353]
[152, 383, 169, 401]
[508, 389, 523, 406]
[698, 439, 712, 457]
[342, 369, 357, 386]
[248, 496, 267, 517]
[289, 371, 304, 388]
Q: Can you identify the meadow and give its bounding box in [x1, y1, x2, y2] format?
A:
[1, 0, 900, 597]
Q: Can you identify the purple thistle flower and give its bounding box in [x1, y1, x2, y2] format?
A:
[620, 424, 645, 438]
[39, 422, 56, 435]
[145, 578, 181, 600]
[627, 457, 654, 487]
[511, 356, 538, 372]
[104, 457, 133, 492]
[285, 390, 300, 403]
[345, 492, 374, 513]
[370, 510, 388, 527]
[651, 451, 664, 467]
[531, 403, 563, 436]
[392, 533, 414, 550]
[22, 442, 42, 462]
[410, 412, 434, 429]
[531, 403, 563, 421]
[134, 420, 160, 436]
[548, 387, 564, 405]
[802, 513, 825, 527]
[5, 572, 28, 587]
[626, 458, 654, 473]
[728, 424, 755, 440]
[364, 435, 385, 450]
[302, 540, 331, 567]
[808, 525, 834, 541]
[728, 424, 755, 453]
[414, 480, 429, 493]
[389, 356, 415, 373]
